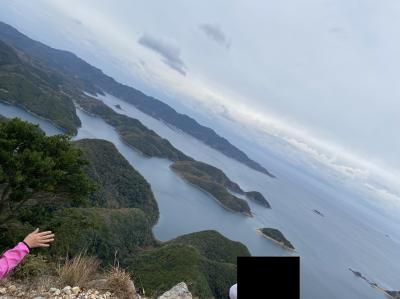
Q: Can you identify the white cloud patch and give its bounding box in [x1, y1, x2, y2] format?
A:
[199, 23, 230, 49]
[138, 33, 187, 75]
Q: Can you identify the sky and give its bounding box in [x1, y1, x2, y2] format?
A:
[0, 0, 399, 203]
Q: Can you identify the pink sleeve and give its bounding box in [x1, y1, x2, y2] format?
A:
[0, 242, 29, 279]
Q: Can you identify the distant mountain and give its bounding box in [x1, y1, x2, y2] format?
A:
[0, 21, 274, 177]
[76, 96, 191, 161]
[0, 40, 80, 133]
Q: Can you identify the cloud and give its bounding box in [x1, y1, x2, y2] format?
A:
[138, 33, 187, 75]
[199, 23, 230, 49]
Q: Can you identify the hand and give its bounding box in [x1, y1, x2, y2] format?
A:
[23, 228, 55, 248]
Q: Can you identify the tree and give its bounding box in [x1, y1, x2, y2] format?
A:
[0, 118, 93, 225]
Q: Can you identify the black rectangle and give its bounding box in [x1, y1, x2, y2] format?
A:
[237, 256, 300, 298]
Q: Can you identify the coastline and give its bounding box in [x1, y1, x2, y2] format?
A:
[256, 229, 296, 252]
[1, 99, 71, 134]
[171, 167, 253, 217]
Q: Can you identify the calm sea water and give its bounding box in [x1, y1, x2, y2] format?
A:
[1, 99, 399, 299]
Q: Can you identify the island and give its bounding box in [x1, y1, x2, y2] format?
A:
[245, 191, 271, 208]
[75, 96, 192, 162]
[312, 209, 325, 217]
[348, 268, 400, 298]
[171, 161, 252, 216]
[349, 268, 364, 279]
[385, 291, 400, 299]
[256, 228, 295, 250]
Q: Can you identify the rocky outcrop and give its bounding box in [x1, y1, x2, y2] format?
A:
[157, 282, 192, 299]
[0, 280, 193, 299]
[0, 283, 113, 298]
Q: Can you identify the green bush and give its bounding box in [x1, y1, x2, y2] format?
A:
[169, 230, 250, 264]
[46, 208, 155, 265]
[11, 254, 52, 280]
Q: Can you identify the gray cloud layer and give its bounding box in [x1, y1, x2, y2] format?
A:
[138, 33, 186, 75]
[199, 23, 230, 48]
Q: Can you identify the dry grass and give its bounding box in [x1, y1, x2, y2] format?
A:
[57, 253, 99, 287]
[105, 266, 137, 299]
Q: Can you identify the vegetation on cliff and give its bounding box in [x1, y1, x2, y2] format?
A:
[168, 230, 250, 264]
[126, 243, 238, 299]
[46, 207, 156, 264]
[0, 40, 80, 134]
[0, 118, 93, 226]
[74, 138, 159, 225]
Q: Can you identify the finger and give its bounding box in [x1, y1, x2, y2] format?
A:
[32, 228, 39, 234]
[38, 243, 50, 247]
[39, 238, 54, 243]
[37, 231, 53, 236]
[39, 234, 55, 239]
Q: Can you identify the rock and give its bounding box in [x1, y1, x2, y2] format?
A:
[85, 279, 108, 290]
[32, 297, 45, 299]
[72, 287, 80, 295]
[63, 286, 72, 295]
[7, 285, 16, 293]
[0, 288, 6, 295]
[50, 287, 62, 295]
[157, 282, 192, 299]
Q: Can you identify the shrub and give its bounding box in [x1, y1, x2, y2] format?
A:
[106, 266, 137, 299]
[57, 253, 99, 286]
[11, 254, 49, 280]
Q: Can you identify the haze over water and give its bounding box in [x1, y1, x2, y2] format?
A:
[1, 98, 399, 299]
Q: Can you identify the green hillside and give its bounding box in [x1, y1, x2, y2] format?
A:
[169, 230, 250, 264]
[0, 40, 80, 134]
[74, 138, 159, 225]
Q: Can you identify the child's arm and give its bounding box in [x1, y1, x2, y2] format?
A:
[0, 242, 30, 279]
[0, 228, 54, 279]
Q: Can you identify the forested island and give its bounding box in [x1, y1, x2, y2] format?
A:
[75, 96, 192, 162]
[245, 191, 271, 208]
[171, 161, 252, 216]
[257, 228, 295, 250]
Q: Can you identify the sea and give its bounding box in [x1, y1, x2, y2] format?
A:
[1, 97, 399, 299]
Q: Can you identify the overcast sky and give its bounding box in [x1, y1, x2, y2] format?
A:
[0, 0, 399, 198]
